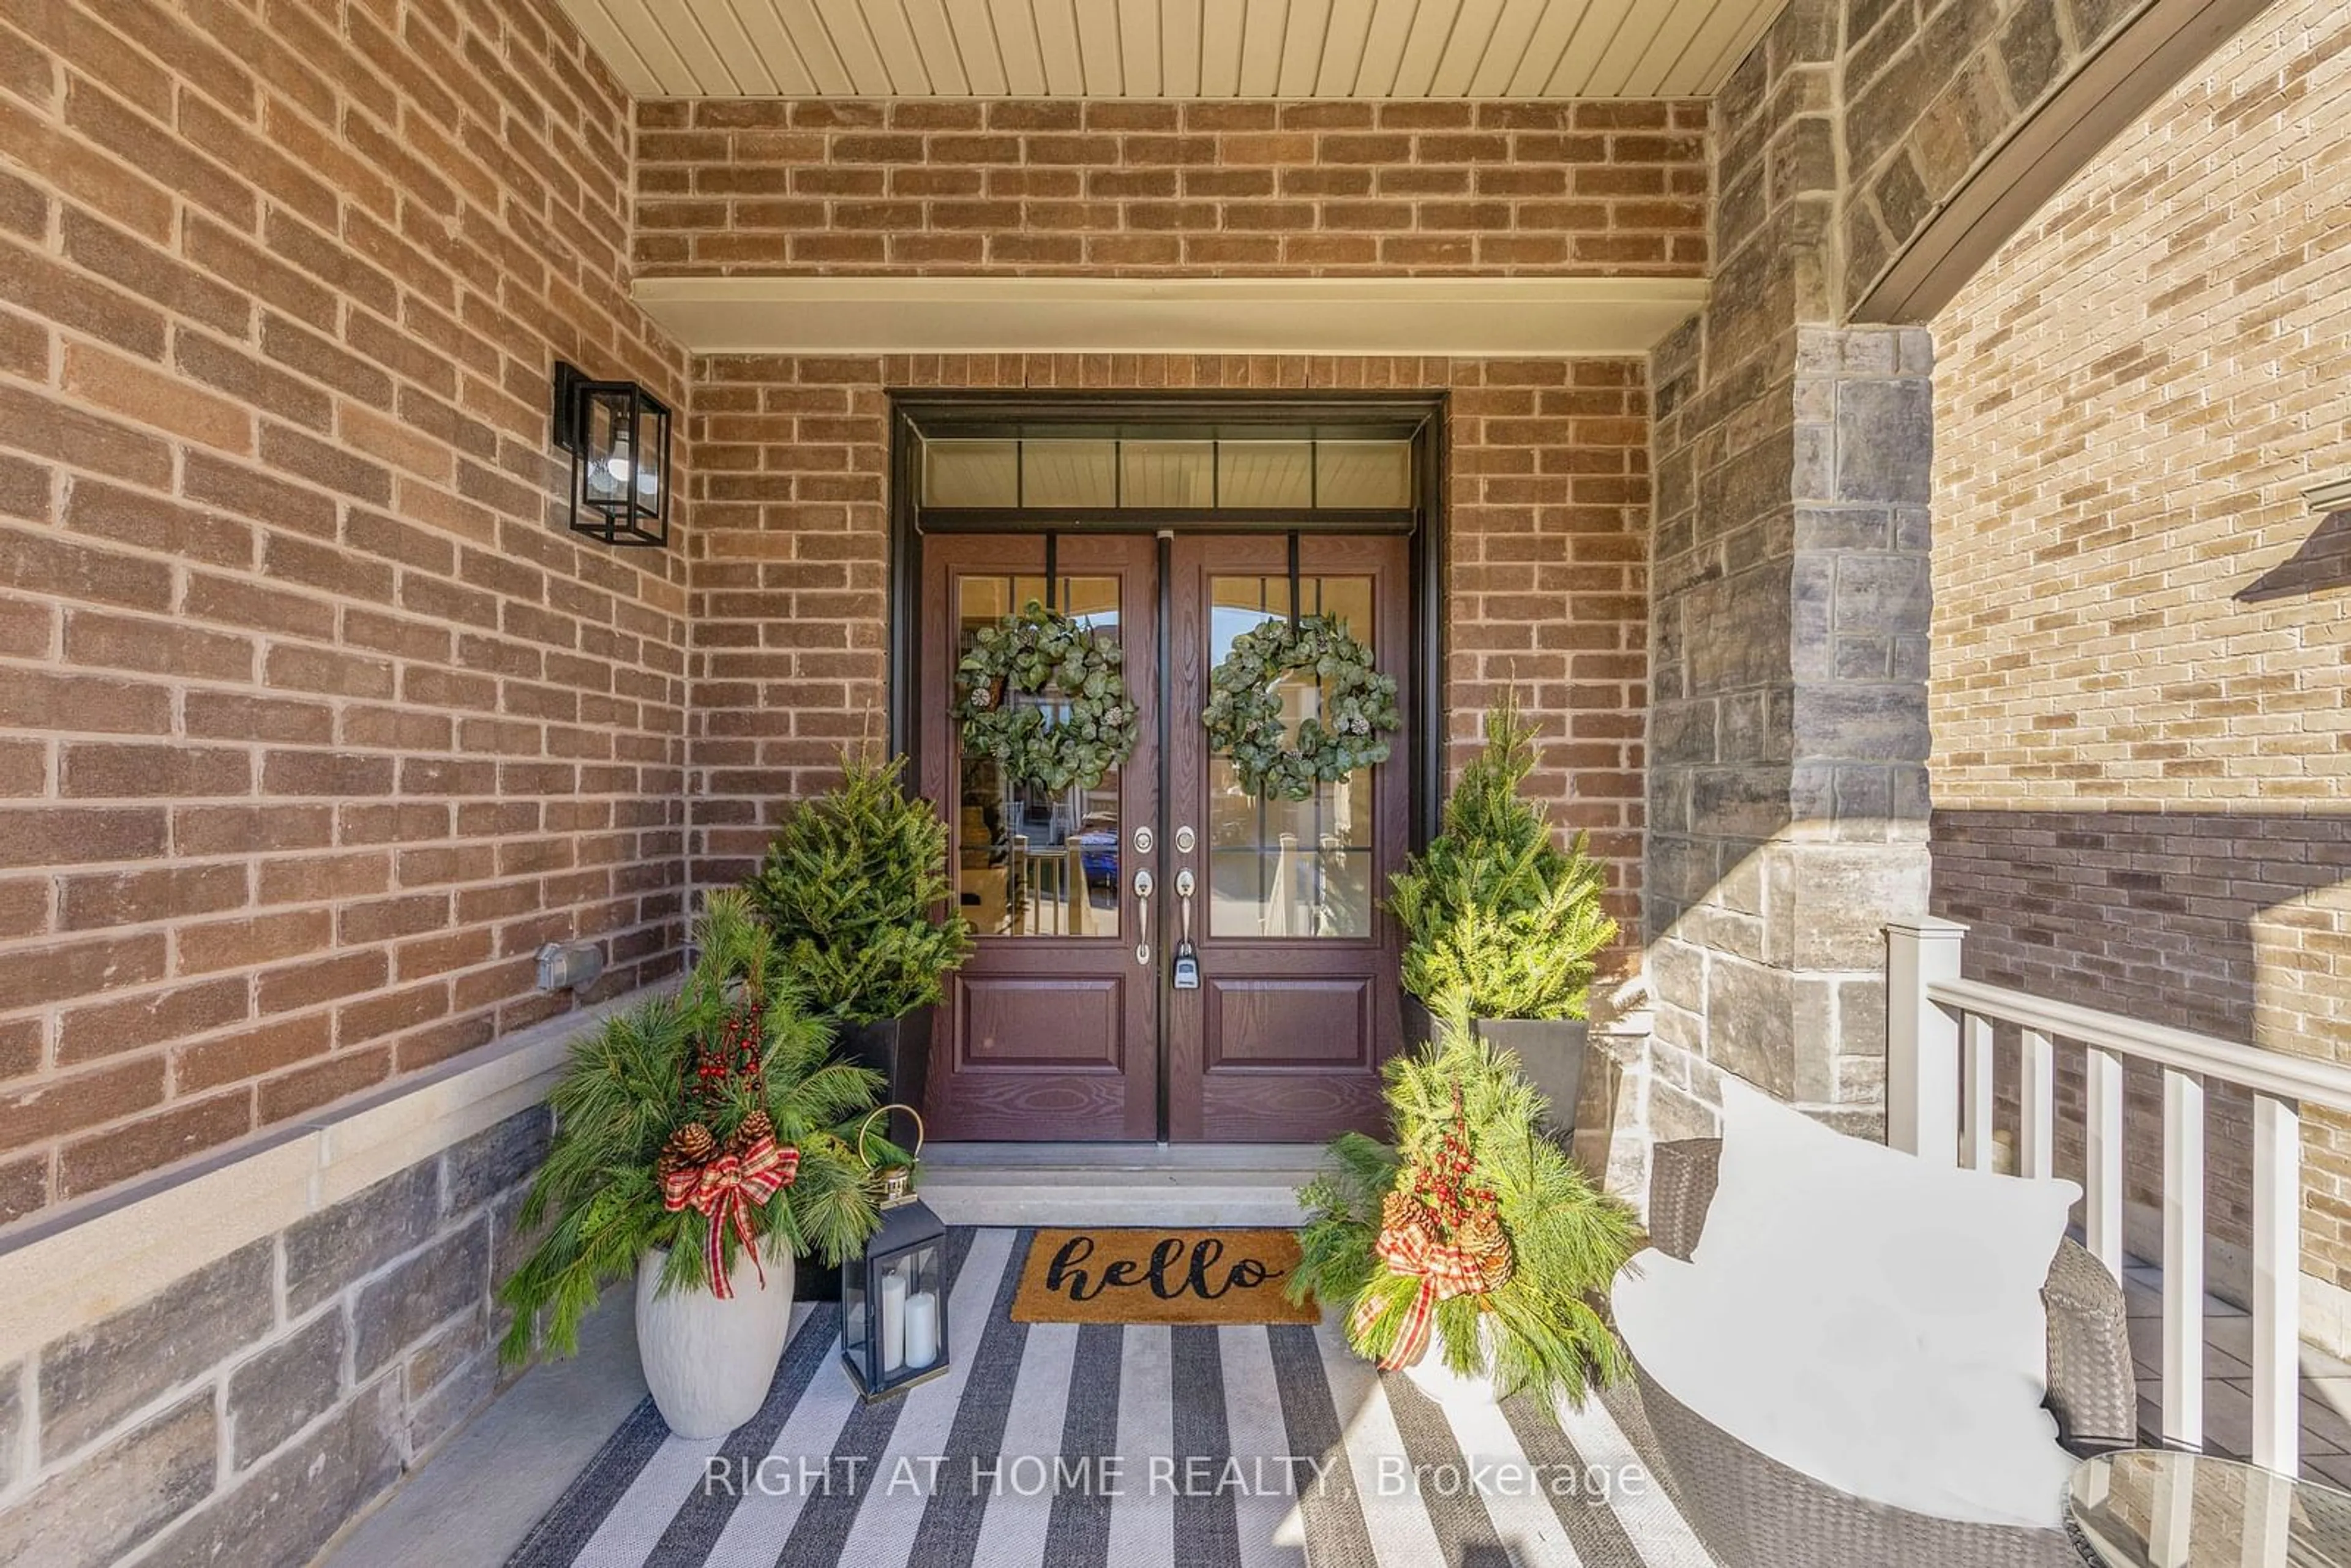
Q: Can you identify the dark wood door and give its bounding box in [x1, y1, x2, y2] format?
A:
[1164, 534, 1409, 1141]
[920, 531, 1409, 1142]
[920, 533, 1160, 1140]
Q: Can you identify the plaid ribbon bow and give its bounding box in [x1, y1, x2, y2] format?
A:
[1350, 1195, 1513, 1371]
[659, 1122, 800, 1299]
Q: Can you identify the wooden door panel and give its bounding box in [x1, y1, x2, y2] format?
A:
[1204, 977, 1373, 1067]
[918, 533, 1158, 1141]
[1165, 533, 1411, 1142]
[961, 977, 1127, 1067]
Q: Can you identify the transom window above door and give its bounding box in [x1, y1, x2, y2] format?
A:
[895, 396, 1434, 534]
[922, 436, 1415, 513]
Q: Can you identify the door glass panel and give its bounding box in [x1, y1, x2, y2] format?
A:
[1313, 441, 1414, 508]
[1120, 440, 1215, 507]
[955, 574, 1122, 939]
[923, 441, 1019, 506]
[1018, 442, 1117, 508]
[1205, 575, 1377, 939]
[1215, 443, 1313, 508]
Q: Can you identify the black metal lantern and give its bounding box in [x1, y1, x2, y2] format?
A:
[843, 1106, 950, 1401]
[551, 360, 671, 547]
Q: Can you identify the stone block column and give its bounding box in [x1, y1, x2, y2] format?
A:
[1642, 0, 1937, 1140]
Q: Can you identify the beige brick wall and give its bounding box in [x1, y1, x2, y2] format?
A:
[0, 0, 692, 1222]
[1932, 0, 2351, 1285]
[685, 352, 1653, 973]
[633, 97, 1709, 276]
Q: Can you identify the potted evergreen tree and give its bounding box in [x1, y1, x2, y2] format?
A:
[746, 748, 972, 1140]
[1386, 694, 1617, 1133]
[1289, 1026, 1638, 1404]
[497, 891, 890, 1438]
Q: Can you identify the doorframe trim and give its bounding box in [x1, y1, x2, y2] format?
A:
[885, 389, 1450, 850]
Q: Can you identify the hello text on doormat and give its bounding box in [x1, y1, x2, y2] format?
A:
[1010, 1228, 1322, 1326]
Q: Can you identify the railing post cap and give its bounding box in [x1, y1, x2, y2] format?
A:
[1886, 917, 1970, 940]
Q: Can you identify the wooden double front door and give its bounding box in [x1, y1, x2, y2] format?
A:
[916, 531, 1411, 1142]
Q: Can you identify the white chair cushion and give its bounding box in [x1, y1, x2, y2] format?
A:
[1692, 1075, 2082, 1397]
[1614, 1075, 2087, 1531]
[1616, 1250, 2079, 1529]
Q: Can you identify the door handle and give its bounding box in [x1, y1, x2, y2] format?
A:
[1132, 869, 1153, 967]
[1171, 869, 1199, 990]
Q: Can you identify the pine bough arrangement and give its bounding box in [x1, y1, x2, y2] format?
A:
[1289, 1028, 1639, 1404]
[497, 892, 894, 1364]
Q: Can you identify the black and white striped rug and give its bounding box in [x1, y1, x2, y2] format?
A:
[506, 1228, 1717, 1567]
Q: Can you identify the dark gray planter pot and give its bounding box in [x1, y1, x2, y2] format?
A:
[1471, 1018, 1590, 1136]
[834, 1011, 932, 1151]
[1400, 993, 1436, 1049]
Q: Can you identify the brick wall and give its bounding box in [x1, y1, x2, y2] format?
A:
[1931, 0, 2351, 1286]
[0, 0, 692, 1223]
[633, 97, 1709, 277]
[0, 1106, 548, 1568]
[684, 352, 1652, 967]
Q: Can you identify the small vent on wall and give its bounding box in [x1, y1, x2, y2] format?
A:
[2308, 475, 2351, 514]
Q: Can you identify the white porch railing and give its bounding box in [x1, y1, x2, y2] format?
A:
[1889, 916, 2351, 1476]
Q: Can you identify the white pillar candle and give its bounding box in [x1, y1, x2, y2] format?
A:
[902, 1289, 940, 1371]
[879, 1267, 907, 1374]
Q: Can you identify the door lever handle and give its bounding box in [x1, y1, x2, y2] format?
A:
[1133, 869, 1153, 967]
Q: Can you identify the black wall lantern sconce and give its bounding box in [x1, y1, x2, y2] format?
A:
[551, 361, 672, 547]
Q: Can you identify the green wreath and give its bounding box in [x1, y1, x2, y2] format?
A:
[954, 600, 1139, 795]
[1201, 615, 1401, 801]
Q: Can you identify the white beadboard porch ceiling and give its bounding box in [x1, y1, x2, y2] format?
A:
[558, 0, 1783, 100]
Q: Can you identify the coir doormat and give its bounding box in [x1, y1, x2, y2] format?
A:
[1010, 1228, 1322, 1326]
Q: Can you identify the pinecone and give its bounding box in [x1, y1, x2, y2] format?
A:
[734, 1108, 775, 1150]
[657, 1121, 716, 1179]
[1379, 1189, 1419, 1234]
[1455, 1209, 1515, 1293]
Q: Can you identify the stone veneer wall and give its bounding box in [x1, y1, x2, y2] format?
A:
[0, 0, 692, 1223]
[1639, 0, 2208, 1144]
[1643, 1, 1936, 1142]
[0, 1106, 549, 1568]
[1931, 0, 2351, 1299]
[685, 351, 1657, 985]
[1841, 0, 2175, 307]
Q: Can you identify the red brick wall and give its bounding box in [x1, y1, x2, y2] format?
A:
[634, 98, 1709, 276]
[686, 352, 1651, 967]
[0, 0, 691, 1222]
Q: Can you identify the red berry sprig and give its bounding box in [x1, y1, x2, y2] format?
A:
[1406, 1088, 1497, 1235]
[686, 1000, 767, 1108]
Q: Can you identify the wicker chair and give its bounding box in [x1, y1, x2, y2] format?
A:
[1628, 1138, 2137, 1568]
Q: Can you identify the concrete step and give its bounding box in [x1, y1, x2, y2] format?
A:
[915, 1143, 1322, 1227]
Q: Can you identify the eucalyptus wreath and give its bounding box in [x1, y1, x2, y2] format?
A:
[954, 599, 1139, 795]
[1201, 615, 1401, 801]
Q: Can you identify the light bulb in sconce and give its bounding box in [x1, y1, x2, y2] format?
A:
[550, 360, 671, 547]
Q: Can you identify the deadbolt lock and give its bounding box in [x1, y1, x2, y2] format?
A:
[1174, 825, 1196, 854]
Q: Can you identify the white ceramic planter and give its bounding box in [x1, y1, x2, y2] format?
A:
[634, 1244, 795, 1439]
[1397, 1312, 1501, 1407]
